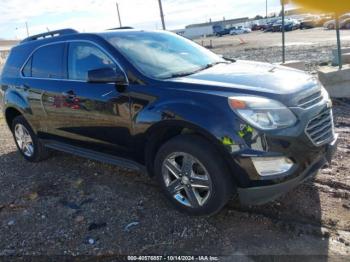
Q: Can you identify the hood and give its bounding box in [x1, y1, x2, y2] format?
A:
[167, 60, 319, 96]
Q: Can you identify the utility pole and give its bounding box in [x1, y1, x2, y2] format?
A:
[266, 0, 268, 18]
[335, 13, 342, 69]
[158, 0, 166, 30]
[281, 0, 285, 63]
[25, 22, 29, 37]
[116, 2, 122, 27]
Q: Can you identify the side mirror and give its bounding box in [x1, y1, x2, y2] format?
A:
[87, 67, 128, 86]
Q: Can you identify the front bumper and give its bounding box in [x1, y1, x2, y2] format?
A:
[237, 134, 338, 206]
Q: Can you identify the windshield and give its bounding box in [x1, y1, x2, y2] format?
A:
[102, 31, 225, 79]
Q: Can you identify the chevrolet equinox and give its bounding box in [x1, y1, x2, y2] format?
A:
[0, 29, 338, 215]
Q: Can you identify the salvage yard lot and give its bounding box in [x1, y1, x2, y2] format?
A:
[195, 28, 350, 64]
[0, 102, 349, 257]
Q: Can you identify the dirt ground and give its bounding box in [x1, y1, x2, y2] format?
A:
[0, 28, 350, 260]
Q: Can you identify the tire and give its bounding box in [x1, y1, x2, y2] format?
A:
[154, 134, 235, 216]
[11, 115, 50, 162]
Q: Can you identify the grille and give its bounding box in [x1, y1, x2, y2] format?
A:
[305, 108, 334, 146]
[298, 90, 322, 109]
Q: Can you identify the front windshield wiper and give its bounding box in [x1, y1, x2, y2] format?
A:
[223, 57, 236, 63]
[167, 61, 232, 79]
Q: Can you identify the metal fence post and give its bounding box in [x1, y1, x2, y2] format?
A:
[281, 0, 285, 64]
[335, 13, 342, 70]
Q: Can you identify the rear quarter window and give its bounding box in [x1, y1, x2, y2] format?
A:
[22, 57, 32, 77]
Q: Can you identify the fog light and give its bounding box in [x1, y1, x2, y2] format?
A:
[251, 157, 294, 177]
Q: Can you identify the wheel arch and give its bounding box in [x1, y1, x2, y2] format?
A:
[4, 106, 24, 129]
[3, 89, 33, 130]
[144, 120, 247, 187]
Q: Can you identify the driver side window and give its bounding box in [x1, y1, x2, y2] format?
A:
[68, 42, 117, 81]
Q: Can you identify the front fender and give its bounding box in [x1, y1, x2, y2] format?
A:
[137, 99, 245, 151]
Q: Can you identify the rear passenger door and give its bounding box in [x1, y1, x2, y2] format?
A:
[21, 42, 66, 134]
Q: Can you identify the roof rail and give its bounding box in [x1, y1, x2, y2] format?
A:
[107, 26, 134, 30]
[20, 28, 78, 43]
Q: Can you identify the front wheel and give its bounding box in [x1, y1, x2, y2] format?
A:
[154, 135, 235, 216]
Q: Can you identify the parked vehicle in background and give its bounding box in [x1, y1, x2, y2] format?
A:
[251, 24, 261, 31]
[323, 13, 350, 30]
[264, 18, 280, 32]
[300, 15, 323, 29]
[0, 28, 338, 216]
[343, 18, 350, 29]
[230, 26, 251, 35]
[272, 19, 300, 32]
[213, 25, 231, 37]
[215, 28, 231, 37]
[251, 22, 267, 31]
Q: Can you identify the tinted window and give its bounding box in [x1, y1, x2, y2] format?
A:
[32, 43, 64, 79]
[68, 42, 117, 81]
[22, 57, 32, 77]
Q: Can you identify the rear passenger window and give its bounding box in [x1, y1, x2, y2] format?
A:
[68, 42, 117, 81]
[31, 43, 64, 79]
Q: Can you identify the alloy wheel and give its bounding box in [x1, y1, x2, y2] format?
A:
[162, 152, 212, 208]
[14, 124, 34, 157]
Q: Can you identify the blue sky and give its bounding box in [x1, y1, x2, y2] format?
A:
[0, 0, 286, 40]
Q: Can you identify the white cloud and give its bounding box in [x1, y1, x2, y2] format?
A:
[0, 0, 283, 39]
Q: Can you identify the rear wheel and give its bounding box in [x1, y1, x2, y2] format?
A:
[155, 135, 235, 216]
[11, 116, 50, 162]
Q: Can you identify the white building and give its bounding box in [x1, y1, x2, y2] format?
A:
[174, 17, 249, 39]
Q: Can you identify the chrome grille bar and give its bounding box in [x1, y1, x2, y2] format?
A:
[305, 108, 334, 146]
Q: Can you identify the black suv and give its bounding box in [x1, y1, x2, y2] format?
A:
[0, 29, 338, 215]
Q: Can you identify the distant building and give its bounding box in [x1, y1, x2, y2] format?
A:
[174, 17, 249, 39]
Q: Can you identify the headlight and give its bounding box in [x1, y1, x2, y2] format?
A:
[228, 96, 297, 130]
